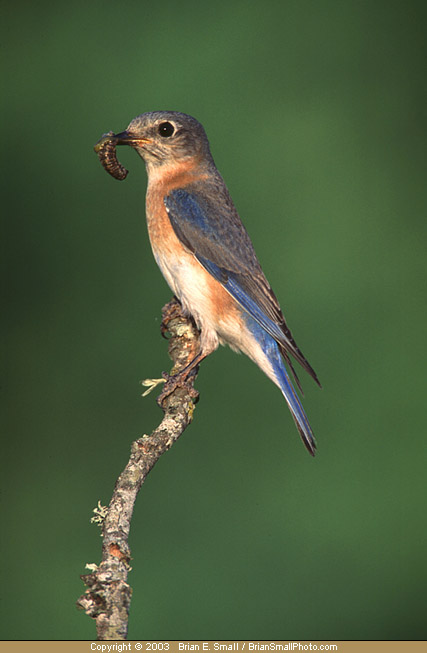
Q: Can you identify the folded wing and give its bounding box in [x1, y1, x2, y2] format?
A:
[164, 187, 320, 389]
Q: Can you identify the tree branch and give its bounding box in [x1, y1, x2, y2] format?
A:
[76, 297, 201, 640]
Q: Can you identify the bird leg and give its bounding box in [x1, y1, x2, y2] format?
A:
[156, 350, 207, 406]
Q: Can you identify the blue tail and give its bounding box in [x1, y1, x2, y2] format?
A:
[273, 348, 317, 456]
[247, 317, 316, 455]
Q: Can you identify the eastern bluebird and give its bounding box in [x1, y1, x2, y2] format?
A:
[102, 111, 320, 455]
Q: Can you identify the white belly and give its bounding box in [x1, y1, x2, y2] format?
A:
[152, 246, 222, 355]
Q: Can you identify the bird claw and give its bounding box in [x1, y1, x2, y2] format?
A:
[156, 370, 199, 406]
[160, 298, 182, 339]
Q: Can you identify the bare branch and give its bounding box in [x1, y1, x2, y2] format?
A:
[77, 298, 201, 640]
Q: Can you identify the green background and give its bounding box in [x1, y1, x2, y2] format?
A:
[2, 0, 426, 641]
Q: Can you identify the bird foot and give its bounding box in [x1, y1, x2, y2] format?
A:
[160, 298, 182, 339]
[156, 370, 199, 406]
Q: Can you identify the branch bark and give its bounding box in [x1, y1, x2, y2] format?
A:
[77, 297, 201, 640]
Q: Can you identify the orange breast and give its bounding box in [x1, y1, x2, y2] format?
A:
[145, 160, 208, 264]
[144, 162, 243, 348]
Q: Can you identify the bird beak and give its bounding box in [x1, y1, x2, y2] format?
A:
[114, 131, 151, 147]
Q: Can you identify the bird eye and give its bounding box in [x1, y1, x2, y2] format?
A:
[158, 121, 175, 138]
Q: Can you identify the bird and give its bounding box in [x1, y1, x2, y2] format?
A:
[108, 111, 320, 455]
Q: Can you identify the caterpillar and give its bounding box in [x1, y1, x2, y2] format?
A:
[94, 132, 128, 181]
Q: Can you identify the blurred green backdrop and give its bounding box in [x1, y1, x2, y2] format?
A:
[2, 0, 426, 641]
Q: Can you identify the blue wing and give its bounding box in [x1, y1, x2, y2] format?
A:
[164, 187, 320, 387]
[164, 186, 318, 455]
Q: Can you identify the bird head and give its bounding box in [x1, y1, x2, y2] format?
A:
[114, 111, 213, 170]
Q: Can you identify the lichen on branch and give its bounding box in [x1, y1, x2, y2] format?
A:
[77, 298, 201, 640]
